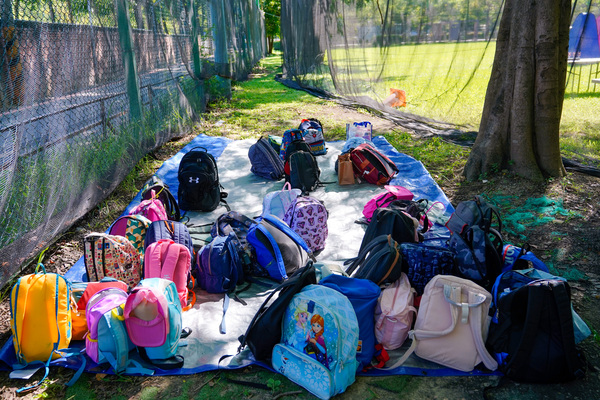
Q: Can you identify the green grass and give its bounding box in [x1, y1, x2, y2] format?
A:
[312, 41, 600, 156]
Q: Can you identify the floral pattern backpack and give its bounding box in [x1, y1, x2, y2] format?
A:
[283, 196, 328, 253]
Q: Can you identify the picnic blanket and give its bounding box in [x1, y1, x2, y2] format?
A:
[0, 134, 497, 378]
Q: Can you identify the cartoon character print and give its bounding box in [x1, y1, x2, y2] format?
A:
[304, 314, 329, 368]
[287, 305, 309, 352]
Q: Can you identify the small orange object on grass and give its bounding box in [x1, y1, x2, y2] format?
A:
[383, 88, 406, 107]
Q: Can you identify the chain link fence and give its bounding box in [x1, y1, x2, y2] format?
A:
[0, 0, 265, 287]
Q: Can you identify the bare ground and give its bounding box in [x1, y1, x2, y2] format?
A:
[0, 97, 599, 399]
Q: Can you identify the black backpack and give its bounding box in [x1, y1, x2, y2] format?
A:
[177, 147, 228, 212]
[237, 262, 316, 363]
[344, 235, 402, 286]
[487, 278, 586, 383]
[446, 195, 503, 290]
[358, 207, 420, 254]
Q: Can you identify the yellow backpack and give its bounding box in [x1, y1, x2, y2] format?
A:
[10, 263, 73, 391]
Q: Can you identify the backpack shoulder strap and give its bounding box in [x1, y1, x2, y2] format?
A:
[552, 282, 586, 378]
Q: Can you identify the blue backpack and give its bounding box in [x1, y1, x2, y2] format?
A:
[124, 278, 185, 369]
[197, 232, 244, 294]
[85, 288, 153, 375]
[249, 137, 285, 180]
[319, 274, 380, 371]
[272, 284, 359, 400]
[144, 220, 197, 280]
[279, 129, 306, 161]
[246, 215, 311, 282]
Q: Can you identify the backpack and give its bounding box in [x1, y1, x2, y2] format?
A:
[344, 235, 403, 286]
[108, 214, 152, 263]
[85, 287, 151, 375]
[124, 278, 185, 368]
[197, 232, 244, 294]
[384, 275, 498, 373]
[144, 220, 196, 286]
[298, 118, 327, 155]
[261, 182, 302, 220]
[490, 269, 590, 344]
[10, 263, 71, 366]
[362, 185, 414, 223]
[283, 195, 329, 253]
[446, 195, 504, 290]
[487, 275, 586, 383]
[319, 274, 381, 371]
[279, 128, 307, 161]
[248, 137, 285, 180]
[399, 243, 456, 296]
[83, 233, 143, 289]
[177, 147, 228, 212]
[286, 150, 321, 194]
[374, 273, 416, 351]
[358, 208, 420, 254]
[210, 211, 258, 275]
[349, 143, 398, 185]
[501, 243, 549, 273]
[272, 284, 360, 400]
[238, 263, 316, 363]
[144, 239, 193, 309]
[141, 176, 181, 221]
[71, 278, 129, 341]
[246, 214, 311, 282]
[129, 191, 168, 222]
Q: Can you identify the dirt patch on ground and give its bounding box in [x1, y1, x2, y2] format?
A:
[0, 99, 599, 399]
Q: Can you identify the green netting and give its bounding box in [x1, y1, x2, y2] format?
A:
[489, 195, 582, 240]
[0, 0, 265, 287]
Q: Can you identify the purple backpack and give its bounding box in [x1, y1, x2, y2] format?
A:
[283, 196, 328, 253]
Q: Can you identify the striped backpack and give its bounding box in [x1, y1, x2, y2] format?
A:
[83, 233, 143, 289]
[283, 196, 329, 253]
[272, 284, 359, 400]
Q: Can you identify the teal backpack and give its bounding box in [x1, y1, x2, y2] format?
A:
[272, 284, 359, 400]
[124, 278, 185, 369]
[85, 288, 153, 375]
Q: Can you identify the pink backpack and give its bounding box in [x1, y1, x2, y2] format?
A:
[129, 190, 168, 222]
[374, 273, 417, 350]
[283, 195, 328, 253]
[362, 185, 414, 222]
[382, 275, 498, 372]
[144, 239, 191, 308]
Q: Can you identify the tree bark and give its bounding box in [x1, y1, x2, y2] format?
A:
[463, 0, 569, 181]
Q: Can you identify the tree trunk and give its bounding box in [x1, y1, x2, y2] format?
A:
[463, 0, 570, 181]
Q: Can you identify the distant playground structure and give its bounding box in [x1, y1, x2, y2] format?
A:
[567, 12, 600, 92]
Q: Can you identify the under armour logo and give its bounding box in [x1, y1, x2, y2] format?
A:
[189, 177, 200, 184]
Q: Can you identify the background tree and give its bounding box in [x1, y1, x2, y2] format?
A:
[463, 0, 570, 181]
[261, 0, 280, 54]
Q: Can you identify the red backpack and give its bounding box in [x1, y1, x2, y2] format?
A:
[350, 143, 398, 185]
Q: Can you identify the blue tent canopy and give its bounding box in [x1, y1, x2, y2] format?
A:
[569, 13, 600, 60]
